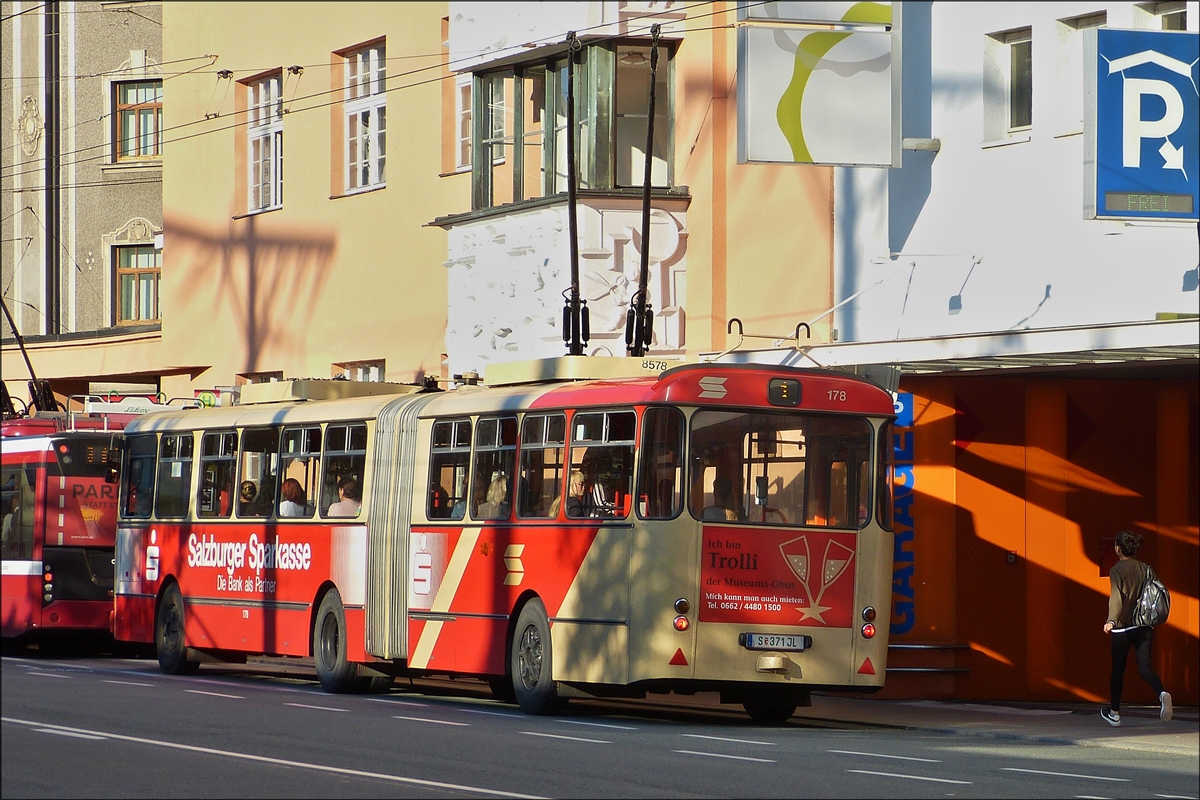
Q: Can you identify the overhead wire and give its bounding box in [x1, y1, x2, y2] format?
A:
[2, 1, 748, 190]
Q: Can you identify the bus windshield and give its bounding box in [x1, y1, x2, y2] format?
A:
[689, 410, 874, 529]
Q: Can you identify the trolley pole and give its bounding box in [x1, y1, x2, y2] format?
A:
[627, 25, 661, 358]
[562, 32, 588, 356]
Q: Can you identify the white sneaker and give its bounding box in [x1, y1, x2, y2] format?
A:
[1160, 691, 1173, 722]
[1101, 707, 1120, 727]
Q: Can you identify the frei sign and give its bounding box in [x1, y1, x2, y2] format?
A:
[737, 1, 900, 168]
[1085, 28, 1199, 220]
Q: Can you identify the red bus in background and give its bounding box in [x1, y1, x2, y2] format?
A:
[114, 358, 896, 722]
[2, 399, 176, 641]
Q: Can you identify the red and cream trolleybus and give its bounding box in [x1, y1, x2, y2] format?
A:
[114, 358, 895, 721]
[2, 399, 172, 641]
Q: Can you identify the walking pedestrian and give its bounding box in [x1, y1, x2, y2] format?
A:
[1101, 529, 1172, 726]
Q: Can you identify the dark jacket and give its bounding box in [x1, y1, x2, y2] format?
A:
[1107, 557, 1152, 628]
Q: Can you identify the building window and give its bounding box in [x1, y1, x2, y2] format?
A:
[471, 40, 675, 210]
[1005, 30, 1032, 131]
[1137, 1, 1187, 30]
[984, 27, 1033, 141]
[115, 80, 162, 160]
[345, 42, 386, 191]
[115, 245, 160, 324]
[247, 73, 283, 211]
[456, 73, 472, 171]
[1054, 12, 1106, 135]
[334, 360, 385, 382]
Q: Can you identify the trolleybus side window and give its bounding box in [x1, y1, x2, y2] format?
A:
[321, 423, 367, 518]
[237, 426, 280, 518]
[637, 407, 683, 519]
[876, 422, 894, 531]
[155, 433, 194, 518]
[123, 434, 156, 518]
[428, 419, 470, 520]
[198, 431, 238, 518]
[689, 410, 873, 528]
[471, 416, 516, 520]
[569, 410, 636, 519]
[517, 413, 565, 519]
[279, 427, 320, 518]
[1, 466, 36, 560]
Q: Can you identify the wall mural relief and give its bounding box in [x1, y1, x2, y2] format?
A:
[444, 202, 687, 377]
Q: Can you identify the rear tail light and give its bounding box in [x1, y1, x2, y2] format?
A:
[673, 615, 690, 632]
[861, 623, 876, 639]
[861, 606, 877, 622]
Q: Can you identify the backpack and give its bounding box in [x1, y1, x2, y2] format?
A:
[1131, 567, 1171, 628]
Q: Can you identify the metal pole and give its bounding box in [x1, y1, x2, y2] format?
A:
[628, 25, 661, 357]
[563, 32, 586, 356]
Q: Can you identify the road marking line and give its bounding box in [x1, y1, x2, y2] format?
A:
[393, 715, 470, 727]
[1153, 795, 1199, 799]
[1001, 768, 1129, 782]
[555, 719, 638, 731]
[186, 689, 244, 699]
[26, 672, 72, 679]
[847, 769, 971, 785]
[284, 702, 349, 712]
[369, 698, 428, 708]
[828, 749, 940, 762]
[34, 728, 106, 740]
[521, 731, 611, 744]
[673, 750, 776, 763]
[455, 707, 523, 718]
[684, 734, 777, 746]
[2, 717, 543, 799]
[103, 680, 155, 687]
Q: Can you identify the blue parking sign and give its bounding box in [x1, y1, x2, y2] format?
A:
[1086, 28, 1199, 220]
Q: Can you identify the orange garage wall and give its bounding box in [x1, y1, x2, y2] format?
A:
[880, 376, 1197, 705]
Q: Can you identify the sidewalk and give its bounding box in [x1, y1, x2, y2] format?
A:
[793, 693, 1199, 757]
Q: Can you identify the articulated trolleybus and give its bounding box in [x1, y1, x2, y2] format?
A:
[115, 358, 895, 721]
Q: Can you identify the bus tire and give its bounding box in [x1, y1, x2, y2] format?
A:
[314, 589, 358, 693]
[742, 697, 797, 724]
[155, 583, 199, 675]
[510, 598, 561, 715]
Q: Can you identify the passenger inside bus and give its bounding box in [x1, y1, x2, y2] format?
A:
[326, 476, 361, 517]
[238, 481, 257, 515]
[580, 450, 614, 517]
[703, 476, 745, 522]
[279, 478, 310, 517]
[251, 478, 275, 517]
[475, 471, 510, 519]
[560, 469, 586, 518]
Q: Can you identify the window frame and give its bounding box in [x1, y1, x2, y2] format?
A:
[344, 42, 387, 192]
[114, 244, 161, 325]
[114, 79, 163, 161]
[246, 73, 284, 212]
[1005, 29, 1033, 133]
[427, 418, 472, 520]
[470, 39, 675, 211]
[197, 431, 238, 519]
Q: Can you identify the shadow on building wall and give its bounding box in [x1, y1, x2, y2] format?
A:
[164, 213, 338, 376]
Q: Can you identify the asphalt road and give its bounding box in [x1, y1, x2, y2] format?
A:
[3, 650, 1197, 799]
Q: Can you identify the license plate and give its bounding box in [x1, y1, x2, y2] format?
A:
[740, 632, 811, 652]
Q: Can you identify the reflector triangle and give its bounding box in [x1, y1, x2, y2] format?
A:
[858, 657, 875, 675]
[669, 648, 689, 666]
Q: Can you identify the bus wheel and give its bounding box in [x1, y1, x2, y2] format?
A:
[155, 583, 199, 675]
[314, 590, 358, 693]
[742, 697, 797, 724]
[511, 598, 562, 714]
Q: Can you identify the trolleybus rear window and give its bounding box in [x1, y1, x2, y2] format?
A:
[123, 434, 156, 518]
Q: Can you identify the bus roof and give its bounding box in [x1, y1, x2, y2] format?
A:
[118, 359, 896, 435]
